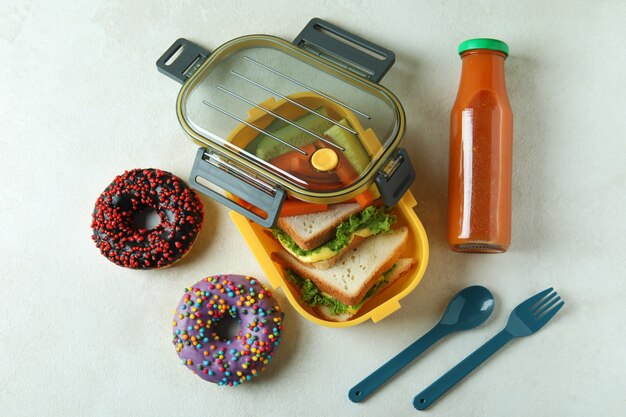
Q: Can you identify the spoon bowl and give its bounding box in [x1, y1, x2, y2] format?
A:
[438, 286, 495, 330]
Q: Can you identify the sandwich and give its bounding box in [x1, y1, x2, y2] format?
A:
[272, 202, 396, 269]
[272, 227, 415, 322]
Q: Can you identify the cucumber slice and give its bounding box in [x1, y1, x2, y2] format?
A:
[324, 119, 371, 174]
[245, 108, 332, 161]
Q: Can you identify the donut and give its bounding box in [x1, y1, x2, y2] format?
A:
[172, 275, 284, 386]
[91, 168, 203, 269]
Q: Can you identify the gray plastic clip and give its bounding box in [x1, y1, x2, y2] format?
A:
[157, 38, 210, 84]
[293, 18, 395, 82]
[375, 148, 416, 206]
[189, 148, 286, 228]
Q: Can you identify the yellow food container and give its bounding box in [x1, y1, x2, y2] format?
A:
[230, 191, 428, 328]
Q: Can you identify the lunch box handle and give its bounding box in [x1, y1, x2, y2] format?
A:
[156, 38, 210, 84]
[293, 18, 395, 83]
[189, 148, 286, 228]
[375, 148, 416, 207]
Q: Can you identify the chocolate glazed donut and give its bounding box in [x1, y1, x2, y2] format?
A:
[91, 168, 204, 269]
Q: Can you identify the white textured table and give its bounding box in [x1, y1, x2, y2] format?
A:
[1, 1, 624, 416]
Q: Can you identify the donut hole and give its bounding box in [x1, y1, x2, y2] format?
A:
[213, 314, 241, 341]
[132, 207, 161, 231]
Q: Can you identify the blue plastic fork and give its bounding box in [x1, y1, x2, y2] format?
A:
[413, 288, 565, 410]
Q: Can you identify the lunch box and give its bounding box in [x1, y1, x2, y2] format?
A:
[157, 18, 429, 326]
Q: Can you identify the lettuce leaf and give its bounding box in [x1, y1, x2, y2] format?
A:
[273, 206, 396, 257]
[285, 270, 350, 315]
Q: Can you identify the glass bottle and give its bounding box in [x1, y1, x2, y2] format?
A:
[448, 38, 513, 253]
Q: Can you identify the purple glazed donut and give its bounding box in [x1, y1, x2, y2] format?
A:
[172, 275, 284, 386]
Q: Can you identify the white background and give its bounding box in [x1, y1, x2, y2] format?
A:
[1, 1, 625, 416]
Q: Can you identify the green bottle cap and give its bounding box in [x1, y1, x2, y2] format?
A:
[458, 38, 509, 56]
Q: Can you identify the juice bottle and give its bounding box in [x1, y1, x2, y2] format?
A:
[447, 39, 513, 253]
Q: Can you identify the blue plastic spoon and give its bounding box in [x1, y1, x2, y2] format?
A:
[348, 286, 495, 403]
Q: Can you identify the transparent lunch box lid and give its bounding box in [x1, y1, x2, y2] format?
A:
[158, 19, 415, 227]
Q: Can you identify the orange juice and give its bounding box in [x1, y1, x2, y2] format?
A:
[448, 39, 512, 253]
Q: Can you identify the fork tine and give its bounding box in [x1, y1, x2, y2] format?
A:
[535, 301, 565, 327]
[534, 296, 561, 318]
[522, 287, 553, 310]
[531, 291, 558, 313]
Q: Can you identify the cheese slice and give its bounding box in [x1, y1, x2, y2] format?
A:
[284, 246, 337, 263]
[281, 228, 375, 263]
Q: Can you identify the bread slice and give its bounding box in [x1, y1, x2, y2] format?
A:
[272, 227, 409, 306]
[316, 258, 416, 322]
[276, 203, 362, 251]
